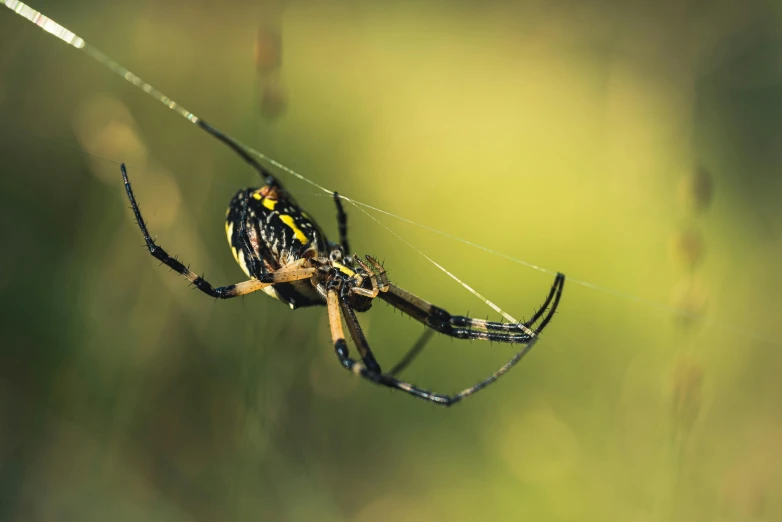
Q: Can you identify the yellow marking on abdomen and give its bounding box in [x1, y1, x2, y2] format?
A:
[235, 249, 251, 277]
[279, 215, 309, 245]
[251, 189, 277, 210]
[225, 221, 234, 242]
[332, 261, 355, 277]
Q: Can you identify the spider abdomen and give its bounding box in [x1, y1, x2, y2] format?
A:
[225, 186, 329, 277]
[223, 185, 331, 309]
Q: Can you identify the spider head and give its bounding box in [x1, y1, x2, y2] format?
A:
[344, 269, 376, 312]
[323, 252, 376, 313]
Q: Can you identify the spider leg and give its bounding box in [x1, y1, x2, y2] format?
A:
[379, 273, 565, 343]
[388, 329, 435, 377]
[332, 192, 350, 255]
[385, 273, 560, 374]
[387, 273, 560, 376]
[196, 119, 281, 187]
[326, 284, 367, 372]
[364, 256, 390, 292]
[338, 295, 382, 374]
[122, 164, 315, 298]
[349, 257, 380, 298]
[349, 255, 391, 299]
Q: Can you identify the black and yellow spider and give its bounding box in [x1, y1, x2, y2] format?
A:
[121, 120, 565, 406]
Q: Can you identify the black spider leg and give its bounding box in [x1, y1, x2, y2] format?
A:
[379, 273, 564, 343]
[383, 273, 560, 375]
[332, 192, 350, 255]
[326, 285, 385, 379]
[386, 280, 557, 375]
[196, 119, 280, 187]
[121, 164, 310, 298]
[388, 329, 435, 377]
[326, 275, 564, 407]
[337, 294, 382, 374]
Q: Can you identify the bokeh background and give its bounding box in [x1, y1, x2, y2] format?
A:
[1, 1, 781, 521]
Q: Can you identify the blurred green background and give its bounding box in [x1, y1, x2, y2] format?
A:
[1, 1, 781, 521]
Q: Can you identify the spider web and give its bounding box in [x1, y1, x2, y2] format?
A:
[2, 0, 776, 348]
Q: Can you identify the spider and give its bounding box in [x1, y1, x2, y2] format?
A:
[121, 119, 565, 406]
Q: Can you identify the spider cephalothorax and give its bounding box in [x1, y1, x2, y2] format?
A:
[121, 119, 565, 407]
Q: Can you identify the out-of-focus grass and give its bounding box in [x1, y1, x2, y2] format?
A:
[1, 1, 781, 521]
